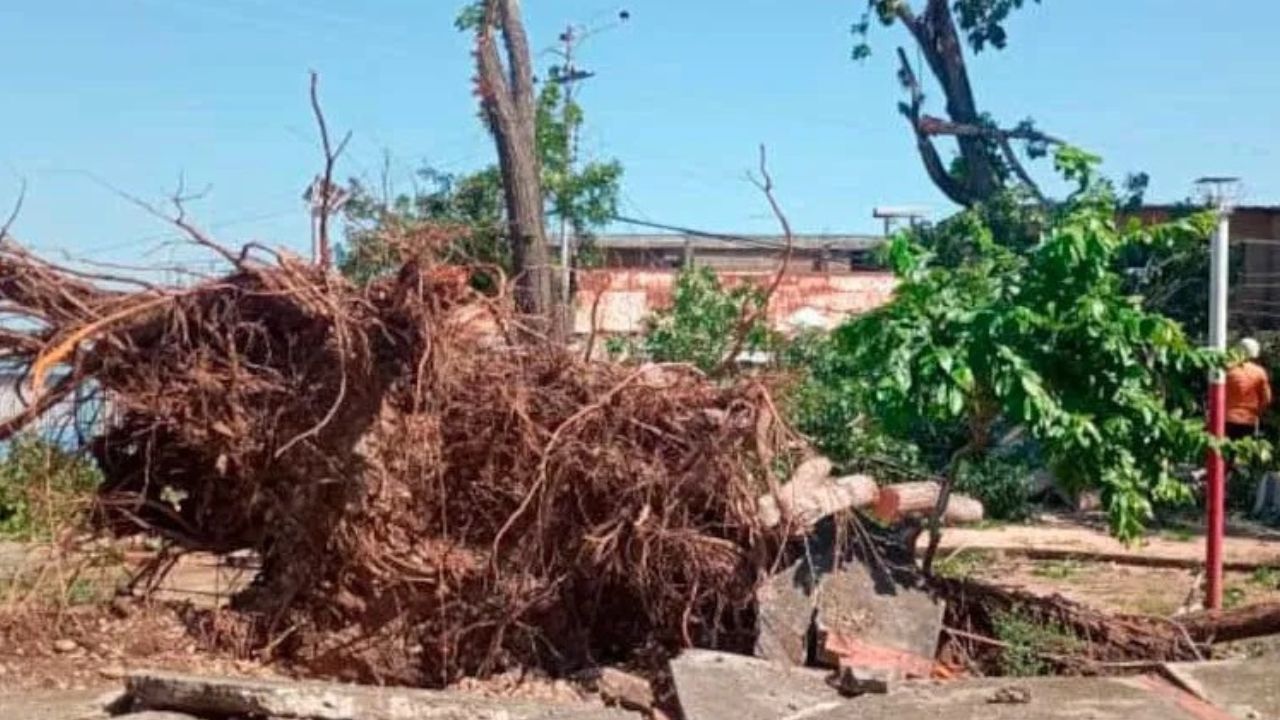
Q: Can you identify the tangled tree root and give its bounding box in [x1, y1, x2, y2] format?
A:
[0, 240, 794, 685]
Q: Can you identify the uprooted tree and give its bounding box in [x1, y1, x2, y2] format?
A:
[0, 228, 799, 683]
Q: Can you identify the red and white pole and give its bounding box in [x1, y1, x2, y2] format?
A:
[1204, 203, 1231, 610]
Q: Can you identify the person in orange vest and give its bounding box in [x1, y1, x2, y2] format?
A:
[1225, 337, 1272, 440]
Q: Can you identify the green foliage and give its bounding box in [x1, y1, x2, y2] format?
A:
[338, 166, 507, 286]
[640, 266, 774, 374]
[800, 148, 1219, 541]
[853, 0, 1042, 60]
[955, 455, 1031, 521]
[992, 609, 1079, 676]
[0, 434, 102, 540]
[932, 548, 992, 580]
[338, 83, 621, 285]
[1249, 566, 1280, 589]
[454, 1, 484, 31]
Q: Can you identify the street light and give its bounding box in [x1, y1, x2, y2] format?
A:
[1195, 175, 1241, 611]
[872, 206, 929, 237]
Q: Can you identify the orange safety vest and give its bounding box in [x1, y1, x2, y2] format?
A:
[1226, 361, 1273, 426]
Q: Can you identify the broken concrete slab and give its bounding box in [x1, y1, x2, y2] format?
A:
[755, 520, 943, 671]
[125, 671, 632, 720]
[815, 558, 943, 665]
[753, 559, 819, 665]
[805, 675, 1227, 720]
[1162, 657, 1280, 719]
[669, 649, 843, 720]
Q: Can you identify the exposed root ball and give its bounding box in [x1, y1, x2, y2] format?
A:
[0, 244, 788, 685]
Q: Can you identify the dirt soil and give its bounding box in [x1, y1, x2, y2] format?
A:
[0, 601, 278, 693]
[943, 551, 1280, 615]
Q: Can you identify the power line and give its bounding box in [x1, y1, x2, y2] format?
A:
[610, 214, 794, 251]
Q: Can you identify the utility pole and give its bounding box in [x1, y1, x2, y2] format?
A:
[548, 10, 628, 324]
[555, 24, 583, 312]
[1197, 175, 1240, 611]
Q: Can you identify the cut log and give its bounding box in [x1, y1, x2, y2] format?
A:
[943, 494, 984, 525]
[790, 456, 833, 487]
[757, 473, 878, 530]
[874, 481, 940, 522]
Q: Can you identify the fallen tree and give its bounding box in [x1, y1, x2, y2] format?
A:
[3, 225, 1278, 687]
[0, 231, 798, 685]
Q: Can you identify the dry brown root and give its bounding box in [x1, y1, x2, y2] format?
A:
[0, 239, 791, 686]
[932, 576, 1209, 675]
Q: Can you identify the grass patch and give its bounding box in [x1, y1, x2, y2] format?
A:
[1249, 567, 1280, 589]
[1031, 558, 1084, 581]
[992, 609, 1081, 677]
[1224, 585, 1248, 610]
[933, 549, 994, 580]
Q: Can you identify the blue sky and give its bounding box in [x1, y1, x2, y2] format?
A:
[1, 1, 1277, 266]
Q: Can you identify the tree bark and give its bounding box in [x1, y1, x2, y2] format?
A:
[894, 0, 1002, 205]
[476, 0, 557, 325]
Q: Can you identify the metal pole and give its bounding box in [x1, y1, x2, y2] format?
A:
[1205, 205, 1231, 610]
[559, 25, 576, 318]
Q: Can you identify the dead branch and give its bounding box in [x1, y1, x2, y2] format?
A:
[0, 179, 26, 242]
[895, 47, 969, 207]
[106, 181, 247, 271]
[307, 71, 352, 269]
[712, 144, 794, 376]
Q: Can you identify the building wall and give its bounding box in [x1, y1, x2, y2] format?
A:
[574, 269, 897, 335]
[1129, 206, 1280, 331]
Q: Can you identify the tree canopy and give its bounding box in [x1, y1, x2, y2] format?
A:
[337, 80, 621, 286]
[794, 147, 1219, 542]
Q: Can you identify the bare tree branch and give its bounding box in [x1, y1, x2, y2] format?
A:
[896, 47, 970, 207]
[996, 134, 1048, 205]
[917, 115, 1066, 145]
[105, 182, 246, 270]
[0, 179, 26, 243]
[713, 144, 794, 377]
[308, 70, 351, 270]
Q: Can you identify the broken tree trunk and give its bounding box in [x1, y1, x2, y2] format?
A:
[475, 0, 556, 326]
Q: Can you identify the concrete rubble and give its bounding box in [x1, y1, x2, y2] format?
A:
[669, 648, 1280, 720]
[754, 519, 944, 679]
[120, 671, 632, 720]
[3, 653, 1280, 719]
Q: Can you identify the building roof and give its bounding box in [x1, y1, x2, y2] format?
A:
[589, 233, 883, 252]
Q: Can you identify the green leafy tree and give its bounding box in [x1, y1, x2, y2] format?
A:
[639, 266, 774, 375]
[801, 147, 1218, 550]
[338, 167, 506, 286]
[338, 21, 621, 287]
